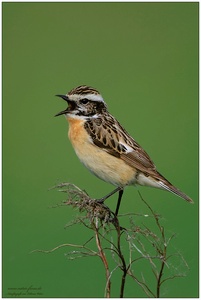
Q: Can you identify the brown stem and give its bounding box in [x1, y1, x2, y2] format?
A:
[113, 216, 127, 298]
[156, 227, 167, 298]
[94, 220, 111, 298]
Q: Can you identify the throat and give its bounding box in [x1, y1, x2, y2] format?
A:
[67, 116, 88, 144]
[67, 115, 85, 128]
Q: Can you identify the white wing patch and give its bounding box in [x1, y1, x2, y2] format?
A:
[119, 141, 133, 153]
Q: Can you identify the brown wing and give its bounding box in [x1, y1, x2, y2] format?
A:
[84, 114, 159, 177]
[84, 115, 194, 203]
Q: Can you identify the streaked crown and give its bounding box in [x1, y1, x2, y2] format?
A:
[55, 85, 107, 118]
[68, 85, 105, 103]
[68, 85, 100, 96]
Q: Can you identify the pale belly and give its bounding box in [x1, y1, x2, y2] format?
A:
[76, 144, 137, 187]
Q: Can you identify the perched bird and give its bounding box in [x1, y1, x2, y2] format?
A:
[55, 85, 193, 215]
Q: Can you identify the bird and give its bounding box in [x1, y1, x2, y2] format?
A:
[55, 85, 193, 215]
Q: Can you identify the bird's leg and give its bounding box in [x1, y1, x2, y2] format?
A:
[115, 189, 124, 216]
[97, 186, 123, 203]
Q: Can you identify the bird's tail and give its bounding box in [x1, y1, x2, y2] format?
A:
[158, 177, 194, 203]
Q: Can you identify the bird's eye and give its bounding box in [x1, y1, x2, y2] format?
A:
[81, 98, 89, 104]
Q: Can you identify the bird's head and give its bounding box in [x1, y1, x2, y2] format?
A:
[55, 85, 107, 119]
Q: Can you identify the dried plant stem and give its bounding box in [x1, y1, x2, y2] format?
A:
[112, 217, 127, 298]
[33, 183, 189, 298]
[156, 226, 166, 298]
[93, 219, 111, 298]
[138, 190, 168, 298]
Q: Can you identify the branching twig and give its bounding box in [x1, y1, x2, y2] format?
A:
[33, 183, 189, 298]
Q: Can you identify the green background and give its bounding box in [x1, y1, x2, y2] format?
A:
[3, 2, 198, 298]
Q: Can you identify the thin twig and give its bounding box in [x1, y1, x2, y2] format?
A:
[35, 183, 189, 298]
[93, 218, 111, 298]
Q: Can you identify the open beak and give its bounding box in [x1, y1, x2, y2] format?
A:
[55, 94, 71, 117]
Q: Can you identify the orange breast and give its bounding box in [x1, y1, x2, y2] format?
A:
[66, 116, 90, 149]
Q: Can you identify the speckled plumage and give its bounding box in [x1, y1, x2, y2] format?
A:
[55, 85, 193, 204]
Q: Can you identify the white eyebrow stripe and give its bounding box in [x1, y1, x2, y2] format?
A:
[81, 94, 104, 102]
[69, 93, 105, 103]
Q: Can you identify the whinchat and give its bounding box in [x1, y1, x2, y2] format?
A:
[55, 85, 193, 214]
